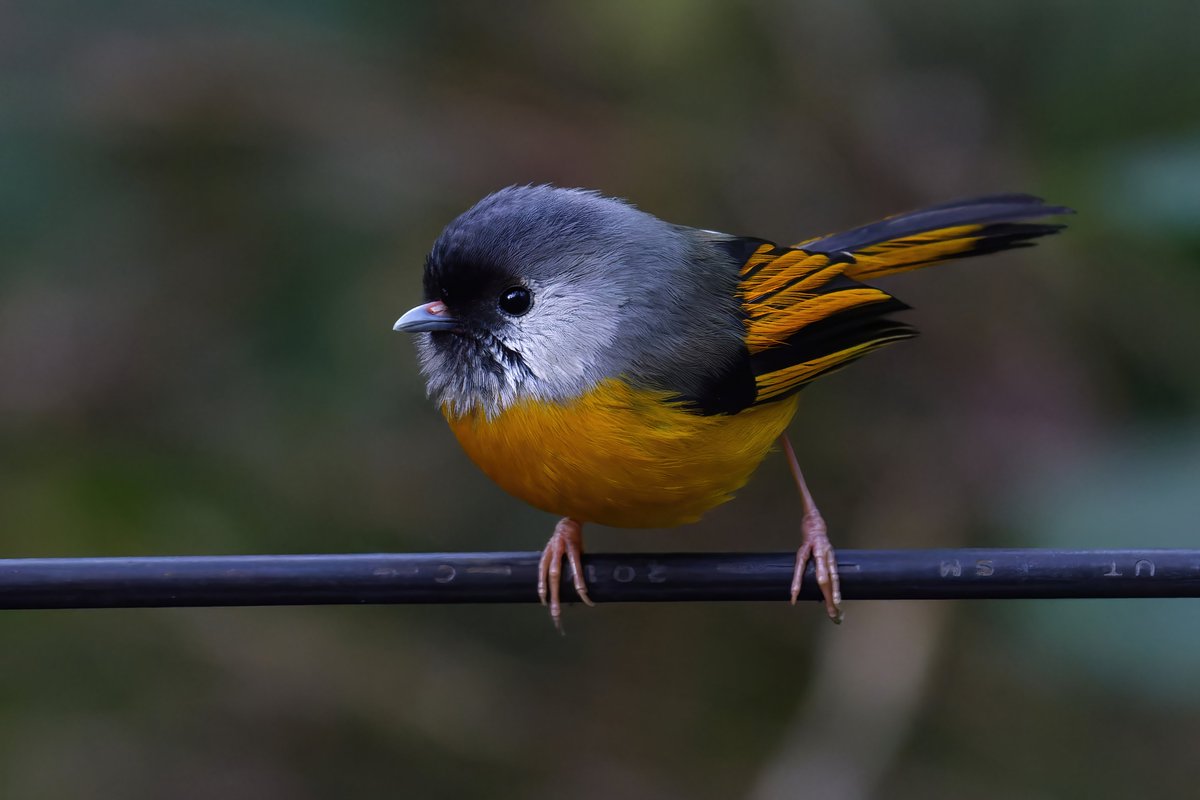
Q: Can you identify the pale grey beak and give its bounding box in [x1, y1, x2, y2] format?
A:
[393, 301, 459, 333]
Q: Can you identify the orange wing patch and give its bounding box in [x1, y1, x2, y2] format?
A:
[745, 285, 895, 353]
[753, 338, 903, 403]
[739, 246, 896, 353]
[738, 245, 912, 403]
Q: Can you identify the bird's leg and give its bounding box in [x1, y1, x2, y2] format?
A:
[779, 434, 843, 623]
[537, 517, 595, 631]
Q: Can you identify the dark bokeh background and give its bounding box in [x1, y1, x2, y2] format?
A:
[3, 2, 1200, 798]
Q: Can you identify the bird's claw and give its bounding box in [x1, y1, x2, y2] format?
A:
[537, 518, 594, 632]
[789, 510, 842, 623]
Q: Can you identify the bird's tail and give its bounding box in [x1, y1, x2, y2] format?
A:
[737, 195, 1072, 405]
[794, 194, 1072, 281]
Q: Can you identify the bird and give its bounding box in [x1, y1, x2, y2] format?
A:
[393, 185, 1071, 628]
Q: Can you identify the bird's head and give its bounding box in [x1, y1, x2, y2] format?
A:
[395, 185, 680, 417]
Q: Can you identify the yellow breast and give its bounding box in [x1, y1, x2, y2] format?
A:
[444, 379, 799, 528]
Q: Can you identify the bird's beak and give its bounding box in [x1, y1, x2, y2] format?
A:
[393, 301, 459, 333]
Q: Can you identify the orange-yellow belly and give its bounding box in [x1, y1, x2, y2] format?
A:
[444, 379, 800, 528]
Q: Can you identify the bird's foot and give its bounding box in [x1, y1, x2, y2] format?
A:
[790, 508, 843, 623]
[537, 517, 595, 632]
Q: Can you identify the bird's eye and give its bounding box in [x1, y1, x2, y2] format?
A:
[498, 286, 532, 316]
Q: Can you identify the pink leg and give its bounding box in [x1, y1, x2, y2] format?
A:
[537, 517, 595, 631]
[779, 435, 843, 623]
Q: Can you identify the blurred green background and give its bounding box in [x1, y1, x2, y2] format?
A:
[3, 1, 1200, 798]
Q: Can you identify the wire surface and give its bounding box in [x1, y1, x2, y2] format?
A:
[1, 549, 1198, 609]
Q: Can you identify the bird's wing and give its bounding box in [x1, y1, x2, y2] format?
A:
[738, 243, 914, 404]
[720, 195, 1071, 409]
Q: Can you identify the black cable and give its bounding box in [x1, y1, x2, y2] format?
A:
[0, 549, 1197, 609]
